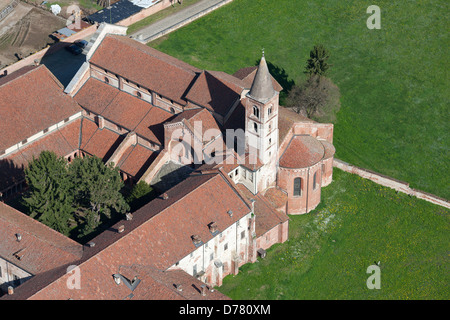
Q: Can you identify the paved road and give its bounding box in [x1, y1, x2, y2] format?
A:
[131, 0, 229, 43]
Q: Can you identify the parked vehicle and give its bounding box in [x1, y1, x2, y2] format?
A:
[75, 40, 88, 49]
[65, 44, 82, 55]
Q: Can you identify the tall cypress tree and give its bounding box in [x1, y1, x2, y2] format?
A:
[23, 151, 73, 236]
[305, 44, 331, 76]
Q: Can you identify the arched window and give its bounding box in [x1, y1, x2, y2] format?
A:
[253, 122, 258, 133]
[136, 91, 141, 98]
[253, 105, 259, 119]
[293, 177, 301, 196]
[104, 77, 109, 84]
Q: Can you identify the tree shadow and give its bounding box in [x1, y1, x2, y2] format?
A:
[254, 59, 295, 104]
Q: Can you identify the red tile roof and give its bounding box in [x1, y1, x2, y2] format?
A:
[279, 135, 325, 169]
[80, 118, 124, 160]
[134, 106, 174, 145]
[320, 139, 336, 159]
[236, 184, 288, 237]
[2, 171, 247, 300]
[0, 65, 82, 152]
[117, 143, 157, 179]
[0, 202, 83, 275]
[102, 91, 153, 131]
[0, 119, 81, 191]
[74, 78, 119, 114]
[278, 106, 314, 144]
[185, 71, 243, 117]
[89, 35, 200, 105]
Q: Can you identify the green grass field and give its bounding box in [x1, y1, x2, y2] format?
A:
[218, 169, 449, 300]
[150, 0, 450, 199]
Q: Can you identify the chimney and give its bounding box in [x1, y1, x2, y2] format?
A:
[175, 284, 182, 291]
[15, 233, 22, 242]
[113, 274, 121, 285]
[227, 210, 233, 217]
[125, 213, 133, 221]
[191, 234, 202, 247]
[208, 222, 218, 234]
[97, 115, 104, 129]
[162, 193, 169, 200]
[200, 284, 206, 296]
[117, 225, 125, 233]
[86, 241, 95, 248]
[7, 286, 14, 295]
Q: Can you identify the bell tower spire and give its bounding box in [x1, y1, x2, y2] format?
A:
[244, 51, 280, 191]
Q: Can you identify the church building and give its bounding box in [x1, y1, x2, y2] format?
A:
[0, 23, 335, 299]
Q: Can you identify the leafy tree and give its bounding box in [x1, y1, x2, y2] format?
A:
[305, 44, 331, 76]
[22, 151, 73, 236]
[68, 155, 129, 237]
[286, 74, 341, 122]
[126, 180, 155, 211]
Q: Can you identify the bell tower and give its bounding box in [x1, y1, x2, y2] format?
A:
[244, 51, 279, 190]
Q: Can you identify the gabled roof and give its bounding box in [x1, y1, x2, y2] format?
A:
[0, 202, 83, 275]
[185, 70, 243, 117]
[89, 35, 200, 105]
[1, 170, 248, 300]
[0, 119, 82, 191]
[0, 65, 82, 152]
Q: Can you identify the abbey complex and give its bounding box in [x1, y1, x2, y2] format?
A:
[0, 24, 334, 299]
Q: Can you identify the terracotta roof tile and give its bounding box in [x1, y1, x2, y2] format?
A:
[101, 91, 152, 131]
[278, 106, 314, 144]
[74, 78, 119, 114]
[0, 65, 82, 152]
[117, 143, 157, 179]
[0, 120, 81, 191]
[0, 202, 83, 275]
[89, 35, 200, 105]
[236, 184, 288, 237]
[185, 71, 242, 117]
[80, 119, 124, 160]
[134, 106, 174, 145]
[279, 135, 324, 169]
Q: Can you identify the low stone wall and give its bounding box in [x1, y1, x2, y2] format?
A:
[333, 158, 450, 209]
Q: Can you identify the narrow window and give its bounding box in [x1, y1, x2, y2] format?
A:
[224, 243, 228, 251]
[293, 177, 301, 196]
[104, 77, 109, 84]
[253, 105, 259, 118]
[253, 122, 258, 133]
[268, 106, 272, 116]
[313, 172, 317, 190]
[241, 231, 245, 239]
